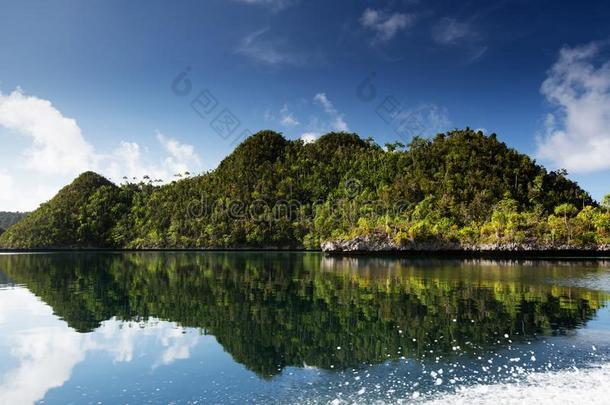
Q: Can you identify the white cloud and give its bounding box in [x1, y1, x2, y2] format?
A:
[279, 104, 299, 127]
[107, 141, 143, 179]
[0, 89, 95, 176]
[0, 171, 14, 203]
[313, 92, 335, 114]
[432, 17, 471, 45]
[266, 104, 300, 127]
[300, 132, 318, 144]
[333, 118, 349, 132]
[103, 133, 202, 181]
[536, 41, 610, 173]
[313, 92, 349, 132]
[430, 17, 487, 63]
[0, 88, 202, 211]
[237, 28, 309, 66]
[158, 132, 202, 175]
[360, 8, 415, 42]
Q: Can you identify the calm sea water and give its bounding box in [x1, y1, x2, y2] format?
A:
[1, 252, 610, 404]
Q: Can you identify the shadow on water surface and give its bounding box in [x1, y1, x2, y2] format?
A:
[0, 252, 609, 377]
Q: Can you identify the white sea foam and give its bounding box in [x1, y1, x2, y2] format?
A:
[421, 363, 610, 405]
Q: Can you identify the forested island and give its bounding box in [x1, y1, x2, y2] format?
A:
[0, 128, 608, 252]
[0, 211, 27, 235]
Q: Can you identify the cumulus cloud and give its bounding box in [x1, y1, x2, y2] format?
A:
[300, 132, 318, 144]
[0, 88, 202, 211]
[158, 132, 202, 174]
[536, 41, 610, 173]
[101, 133, 202, 181]
[314, 92, 349, 132]
[0, 89, 95, 175]
[360, 8, 415, 42]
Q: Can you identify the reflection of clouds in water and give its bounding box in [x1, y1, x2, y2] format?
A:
[99, 319, 151, 363]
[0, 326, 88, 405]
[154, 327, 200, 368]
[98, 319, 200, 366]
[0, 288, 88, 405]
[0, 288, 199, 405]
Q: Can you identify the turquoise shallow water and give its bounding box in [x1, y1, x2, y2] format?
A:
[0, 252, 609, 404]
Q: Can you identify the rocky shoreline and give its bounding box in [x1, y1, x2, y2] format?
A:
[321, 234, 610, 253]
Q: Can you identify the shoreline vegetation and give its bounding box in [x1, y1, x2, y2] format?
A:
[0, 128, 609, 252]
[1, 248, 610, 260]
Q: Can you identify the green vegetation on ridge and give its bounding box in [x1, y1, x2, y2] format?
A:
[0, 128, 608, 249]
[0, 211, 27, 231]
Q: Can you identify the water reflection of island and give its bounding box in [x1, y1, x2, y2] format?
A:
[1, 253, 608, 376]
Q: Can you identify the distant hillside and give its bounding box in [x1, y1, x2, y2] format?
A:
[0, 129, 608, 250]
[0, 172, 119, 248]
[0, 211, 27, 230]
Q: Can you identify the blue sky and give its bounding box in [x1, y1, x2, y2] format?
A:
[1, 0, 610, 211]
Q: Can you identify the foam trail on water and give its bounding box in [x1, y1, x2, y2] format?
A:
[422, 363, 610, 405]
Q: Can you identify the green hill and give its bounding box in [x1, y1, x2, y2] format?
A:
[1, 129, 608, 250]
[0, 172, 127, 248]
[0, 211, 27, 230]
